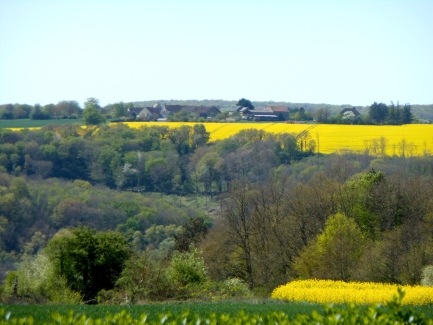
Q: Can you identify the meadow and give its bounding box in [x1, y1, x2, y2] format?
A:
[1, 302, 323, 323]
[124, 122, 433, 156]
[2, 298, 433, 324]
[5, 281, 433, 323]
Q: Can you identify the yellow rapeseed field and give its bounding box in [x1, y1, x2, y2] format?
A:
[271, 279, 433, 305]
[9, 122, 433, 156]
[124, 122, 433, 156]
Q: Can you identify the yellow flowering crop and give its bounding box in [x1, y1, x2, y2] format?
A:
[271, 279, 433, 305]
[124, 122, 433, 156]
[12, 121, 433, 156]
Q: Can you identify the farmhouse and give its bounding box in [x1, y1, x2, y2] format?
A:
[128, 103, 221, 120]
[127, 107, 150, 120]
[268, 106, 290, 120]
[240, 106, 289, 121]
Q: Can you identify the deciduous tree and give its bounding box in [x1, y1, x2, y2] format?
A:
[46, 227, 131, 302]
[82, 98, 105, 125]
[236, 98, 254, 110]
[294, 213, 365, 281]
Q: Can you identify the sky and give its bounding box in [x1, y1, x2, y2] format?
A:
[0, 0, 432, 107]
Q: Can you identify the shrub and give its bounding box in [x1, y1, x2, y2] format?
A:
[168, 248, 208, 287]
[219, 278, 252, 299]
[166, 247, 209, 300]
[114, 252, 174, 303]
[2, 252, 81, 304]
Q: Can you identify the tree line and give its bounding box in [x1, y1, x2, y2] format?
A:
[0, 101, 81, 120]
[0, 98, 416, 125]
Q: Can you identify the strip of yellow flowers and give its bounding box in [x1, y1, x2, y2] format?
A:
[271, 279, 433, 305]
[11, 122, 433, 156]
[125, 122, 433, 156]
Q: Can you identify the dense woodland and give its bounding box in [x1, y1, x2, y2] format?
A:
[1, 120, 433, 304]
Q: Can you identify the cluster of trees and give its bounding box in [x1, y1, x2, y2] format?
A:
[2, 148, 433, 303]
[0, 124, 316, 194]
[0, 101, 82, 120]
[368, 102, 413, 125]
[312, 102, 413, 125]
[290, 107, 314, 121]
[0, 98, 125, 123]
[204, 163, 433, 291]
[0, 172, 219, 302]
[2, 122, 433, 303]
[0, 174, 206, 257]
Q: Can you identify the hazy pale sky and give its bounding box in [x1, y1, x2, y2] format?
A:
[1, 0, 432, 107]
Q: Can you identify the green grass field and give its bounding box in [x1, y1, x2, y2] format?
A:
[2, 302, 322, 323]
[3, 301, 433, 324]
[0, 119, 83, 129]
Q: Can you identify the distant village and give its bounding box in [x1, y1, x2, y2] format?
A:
[127, 102, 361, 122]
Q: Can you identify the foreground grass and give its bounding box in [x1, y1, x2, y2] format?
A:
[3, 299, 433, 323]
[2, 296, 433, 324]
[2, 301, 322, 323]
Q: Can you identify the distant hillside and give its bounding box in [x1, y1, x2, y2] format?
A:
[412, 104, 433, 121]
[131, 100, 433, 122]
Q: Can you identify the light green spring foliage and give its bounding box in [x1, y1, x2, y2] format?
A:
[111, 251, 252, 304]
[4, 251, 81, 304]
[168, 247, 208, 287]
[421, 265, 433, 287]
[1, 289, 430, 324]
[294, 213, 365, 281]
[219, 278, 252, 298]
[113, 251, 173, 303]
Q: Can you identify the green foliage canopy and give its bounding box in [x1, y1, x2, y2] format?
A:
[46, 227, 131, 301]
[82, 98, 105, 125]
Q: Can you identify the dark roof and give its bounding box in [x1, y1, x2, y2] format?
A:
[128, 107, 143, 115]
[146, 106, 160, 115]
[164, 105, 184, 114]
[248, 108, 273, 115]
[164, 105, 221, 115]
[269, 106, 289, 112]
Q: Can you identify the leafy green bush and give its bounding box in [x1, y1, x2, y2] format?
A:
[218, 278, 252, 299]
[2, 252, 81, 304]
[166, 247, 209, 300]
[110, 250, 250, 303]
[111, 252, 174, 303]
[168, 247, 208, 287]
